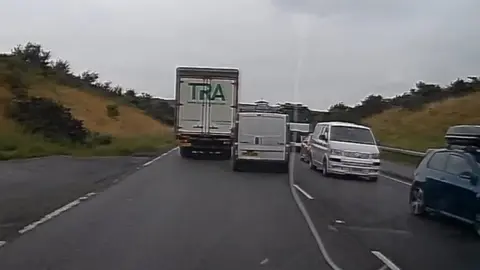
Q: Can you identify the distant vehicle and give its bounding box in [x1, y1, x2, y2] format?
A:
[231, 112, 290, 173]
[174, 66, 239, 158]
[299, 133, 313, 162]
[409, 125, 480, 236]
[289, 122, 311, 152]
[308, 121, 380, 181]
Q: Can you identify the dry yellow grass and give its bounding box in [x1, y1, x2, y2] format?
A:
[0, 83, 174, 159]
[28, 81, 172, 137]
[365, 91, 480, 151]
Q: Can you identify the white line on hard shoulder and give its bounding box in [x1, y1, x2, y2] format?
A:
[18, 192, 97, 235]
[294, 184, 314, 200]
[380, 173, 412, 186]
[371, 251, 401, 270]
[14, 149, 178, 242]
[142, 147, 179, 167]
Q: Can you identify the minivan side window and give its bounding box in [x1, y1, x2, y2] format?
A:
[323, 126, 329, 138]
[427, 152, 449, 171]
[315, 125, 324, 139]
[445, 154, 472, 175]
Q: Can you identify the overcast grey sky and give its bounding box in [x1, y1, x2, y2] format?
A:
[1, 0, 479, 110]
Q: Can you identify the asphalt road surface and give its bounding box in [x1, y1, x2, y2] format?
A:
[293, 156, 480, 270]
[0, 150, 327, 270]
[0, 155, 155, 241]
[2, 150, 478, 270]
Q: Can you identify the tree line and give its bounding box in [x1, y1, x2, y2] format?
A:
[319, 78, 480, 124]
[1, 42, 174, 125]
[3, 42, 478, 133]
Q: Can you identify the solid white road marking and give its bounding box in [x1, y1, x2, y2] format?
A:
[380, 173, 412, 186]
[289, 152, 343, 270]
[372, 251, 401, 270]
[142, 147, 179, 167]
[260, 258, 269, 265]
[293, 184, 314, 200]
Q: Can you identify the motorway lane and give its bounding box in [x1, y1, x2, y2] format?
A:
[0, 150, 327, 270]
[293, 156, 480, 270]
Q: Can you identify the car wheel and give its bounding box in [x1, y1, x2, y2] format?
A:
[369, 176, 378, 182]
[474, 222, 480, 237]
[409, 187, 426, 216]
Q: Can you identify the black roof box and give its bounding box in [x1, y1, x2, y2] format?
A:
[445, 125, 480, 147]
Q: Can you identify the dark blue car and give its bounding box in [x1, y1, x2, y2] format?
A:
[409, 125, 480, 236]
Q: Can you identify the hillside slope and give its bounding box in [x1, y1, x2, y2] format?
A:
[365, 91, 480, 151]
[0, 82, 174, 159]
[0, 43, 174, 159]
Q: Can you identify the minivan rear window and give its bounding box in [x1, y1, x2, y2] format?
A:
[329, 126, 376, 145]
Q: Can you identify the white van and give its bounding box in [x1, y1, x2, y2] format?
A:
[308, 121, 380, 181]
[231, 112, 290, 172]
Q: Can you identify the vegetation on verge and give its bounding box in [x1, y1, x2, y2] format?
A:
[318, 78, 480, 152]
[0, 42, 174, 160]
[365, 91, 480, 151]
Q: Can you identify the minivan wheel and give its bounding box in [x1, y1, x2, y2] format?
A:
[308, 155, 316, 170]
[410, 187, 426, 216]
[322, 158, 330, 177]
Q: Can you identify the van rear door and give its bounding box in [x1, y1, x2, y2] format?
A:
[237, 114, 287, 160]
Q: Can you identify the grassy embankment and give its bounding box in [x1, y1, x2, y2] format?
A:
[0, 81, 175, 159]
[364, 91, 480, 165]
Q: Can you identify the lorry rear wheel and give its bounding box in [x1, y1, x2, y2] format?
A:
[179, 147, 192, 159]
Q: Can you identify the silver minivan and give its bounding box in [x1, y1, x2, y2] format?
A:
[231, 112, 290, 172]
[308, 121, 380, 181]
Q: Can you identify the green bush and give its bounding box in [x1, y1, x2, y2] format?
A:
[6, 97, 89, 143]
[106, 104, 119, 118]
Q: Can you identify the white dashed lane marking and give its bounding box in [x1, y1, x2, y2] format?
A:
[294, 184, 314, 200]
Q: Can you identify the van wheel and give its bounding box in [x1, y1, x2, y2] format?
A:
[179, 147, 192, 159]
[222, 149, 232, 160]
[232, 158, 242, 172]
[279, 162, 289, 173]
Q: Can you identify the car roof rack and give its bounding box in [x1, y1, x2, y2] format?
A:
[445, 125, 480, 152]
